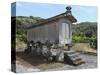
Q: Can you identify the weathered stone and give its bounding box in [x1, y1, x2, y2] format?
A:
[50, 48, 58, 56]
[57, 50, 64, 62]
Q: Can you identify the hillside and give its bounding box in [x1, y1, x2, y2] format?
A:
[72, 22, 97, 37]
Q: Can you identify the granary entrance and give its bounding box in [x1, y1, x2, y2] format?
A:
[59, 22, 70, 45]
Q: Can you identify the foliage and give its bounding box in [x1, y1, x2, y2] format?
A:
[72, 22, 97, 49]
[72, 36, 89, 43]
[89, 37, 97, 49]
[72, 22, 97, 37]
[15, 16, 43, 42]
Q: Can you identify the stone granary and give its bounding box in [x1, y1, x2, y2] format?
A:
[26, 6, 85, 65]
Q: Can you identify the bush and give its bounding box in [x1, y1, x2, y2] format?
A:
[72, 36, 89, 43]
[89, 37, 97, 49]
[16, 34, 27, 42]
[72, 35, 97, 49]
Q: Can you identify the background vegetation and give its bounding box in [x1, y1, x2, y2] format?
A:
[72, 22, 97, 49]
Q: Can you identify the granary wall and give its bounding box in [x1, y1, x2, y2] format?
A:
[27, 17, 72, 45]
[27, 20, 59, 43]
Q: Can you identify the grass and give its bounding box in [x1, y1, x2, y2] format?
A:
[72, 43, 97, 54]
[16, 38, 27, 51]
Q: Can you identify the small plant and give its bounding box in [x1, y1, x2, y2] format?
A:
[89, 37, 97, 49]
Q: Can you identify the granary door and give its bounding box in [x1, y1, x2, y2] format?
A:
[59, 23, 70, 45]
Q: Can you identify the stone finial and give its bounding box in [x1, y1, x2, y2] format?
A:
[66, 6, 72, 15]
[66, 6, 72, 11]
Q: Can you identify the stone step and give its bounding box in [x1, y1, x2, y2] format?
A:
[64, 50, 85, 66]
[73, 59, 85, 65]
[64, 53, 79, 60]
[64, 50, 75, 54]
[71, 57, 81, 61]
[67, 53, 79, 57]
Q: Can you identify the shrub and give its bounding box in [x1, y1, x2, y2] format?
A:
[72, 36, 89, 43]
[89, 37, 97, 49]
[16, 34, 27, 42]
[72, 35, 97, 49]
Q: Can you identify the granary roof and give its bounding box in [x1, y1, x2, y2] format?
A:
[28, 6, 77, 29]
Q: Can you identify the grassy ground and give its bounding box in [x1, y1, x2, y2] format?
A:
[16, 39, 27, 52]
[72, 43, 97, 54]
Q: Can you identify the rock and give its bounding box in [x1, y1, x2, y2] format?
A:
[57, 50, 64, 62]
